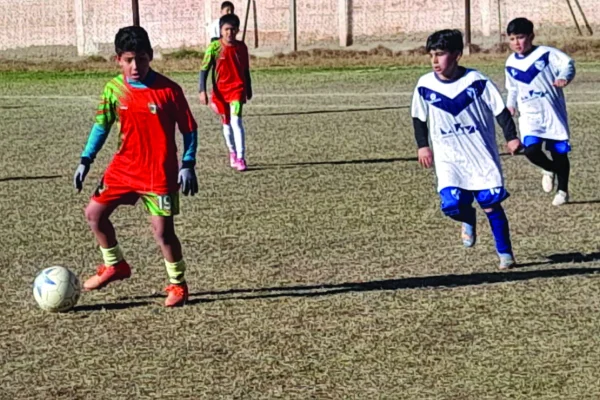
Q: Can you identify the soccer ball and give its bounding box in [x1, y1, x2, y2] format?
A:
[33, 266, 81, 312]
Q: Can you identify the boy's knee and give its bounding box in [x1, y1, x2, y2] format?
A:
[85, 204, 103, 227]
[152, 221, 177, 246]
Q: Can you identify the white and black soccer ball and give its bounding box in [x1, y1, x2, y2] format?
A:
[33, 266, 81, 312]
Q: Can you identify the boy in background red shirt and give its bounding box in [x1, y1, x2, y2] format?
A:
[73, 26, 198, 307]
[199, 13, 252, 171]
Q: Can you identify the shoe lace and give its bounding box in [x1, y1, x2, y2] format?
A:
[165, 284, 185, 297]
[96, 265, 108, 276]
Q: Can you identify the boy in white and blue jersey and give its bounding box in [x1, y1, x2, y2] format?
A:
[505, 18, 575, 206]
[411, 29, 522, 269]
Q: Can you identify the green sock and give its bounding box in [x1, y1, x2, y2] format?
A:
[165, 259, 186, 284]
[100, 244, 124, 266]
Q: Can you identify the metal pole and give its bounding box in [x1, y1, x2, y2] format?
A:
[464, 0, 471, 54]
[497, 0, 503, 44]
[565, 0, 583, 36]
[253, 0, 259, 48]
[572, 0, 594, 35]
[132, 0, 140, 26]
[242, 0, 251, 42]
[290, 0, 297, 52]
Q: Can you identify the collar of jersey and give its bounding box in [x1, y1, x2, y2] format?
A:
[514, 46, 539, 60]
[434, 67, 471, 84]
[126, 69, 156, 89]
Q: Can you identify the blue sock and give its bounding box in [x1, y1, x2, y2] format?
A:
[485, 206, 512, 254]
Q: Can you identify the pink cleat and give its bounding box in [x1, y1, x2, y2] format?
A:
[234, 158, 247, 172]
[229, 152, 237, 168]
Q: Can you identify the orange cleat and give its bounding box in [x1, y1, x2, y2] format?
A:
[165, 283, 188, 307]
[83, 260, 132, 291]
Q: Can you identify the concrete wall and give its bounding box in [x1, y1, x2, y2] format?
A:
[0, 0, 597, 54]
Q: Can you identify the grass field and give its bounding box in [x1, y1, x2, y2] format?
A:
[2, 61, 600, 399]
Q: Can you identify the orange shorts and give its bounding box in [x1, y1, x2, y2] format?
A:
[92, 176, 179, 217]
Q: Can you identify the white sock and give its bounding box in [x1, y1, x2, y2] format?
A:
[222, 124, 235, 153]
[231, 115, 246, 160]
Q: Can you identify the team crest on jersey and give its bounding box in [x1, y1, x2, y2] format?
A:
[427, 93, 441, 104]
[148, 103, 158, 114]
[534, 60, 546, 71]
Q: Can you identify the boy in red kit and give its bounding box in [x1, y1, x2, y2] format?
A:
[73, 26, 198, 307]
[199, 13, 252, 171]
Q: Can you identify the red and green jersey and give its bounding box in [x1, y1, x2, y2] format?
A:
[201, 40, 250, 103]
[91, 71, 197, 194]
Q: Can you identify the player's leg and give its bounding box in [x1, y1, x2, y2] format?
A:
[439, 187, 477, 247]
[476, 188, 515, 270]
[142, 192, 188, 307]
[82, 183, 135, 290]
[222, 124, 237, 167]
[230, 101, 247, 171]
[522, 136, 555, 192]
[211, 96, 237, 167]
[548, 140, 571, 206]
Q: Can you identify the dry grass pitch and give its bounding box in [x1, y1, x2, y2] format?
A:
[1, 62, 600, 399]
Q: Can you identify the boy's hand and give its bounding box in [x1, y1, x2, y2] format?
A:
[553, 79, 569, 88]
[73, 159, 91, 193]
[178, 168, 198, 196]
[506, 138, 522, 155]
[508, 107, 517, 117]
[199, 91, 208, 105]
[417, 147, 433, 168]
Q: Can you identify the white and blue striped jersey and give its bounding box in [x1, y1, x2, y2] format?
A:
[505, 45, 575, 141]
[411, 69, 507, 192]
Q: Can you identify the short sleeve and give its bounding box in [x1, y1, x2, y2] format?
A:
[504, 62, 518, 109]
[95, 83, 118, 129]
[201, 42, 218, 71]
[482, 79, 507, 116]
[411, 84, 428, 122]
[549, 47, 575, 81]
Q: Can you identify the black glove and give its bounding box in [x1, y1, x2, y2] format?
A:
[178, 161, 198, 196]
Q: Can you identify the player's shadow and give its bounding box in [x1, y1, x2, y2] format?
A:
[74, 300, 152, 312]
[247, 156, 417, 171]
[123, 251, 600, 305]
[247, 152, 522, 171]
[568, 200, 600, 205]
[0, 174, 62, 183]
[0, 105, 26, 109]
[249, 105, 409, 117]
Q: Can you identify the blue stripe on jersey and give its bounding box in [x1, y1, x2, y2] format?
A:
[418, 79, 488, 117]
[506, 52, 550, 84]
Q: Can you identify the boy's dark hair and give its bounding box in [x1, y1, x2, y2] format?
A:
[506, 17, 534, 36]
[426, 29, 464, 53]
[221, 1, 234, 11]
[220, 13, 240, 29]
[115, 26, 153, 58]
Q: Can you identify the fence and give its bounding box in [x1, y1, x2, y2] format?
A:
[0, 0, 597, 57]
